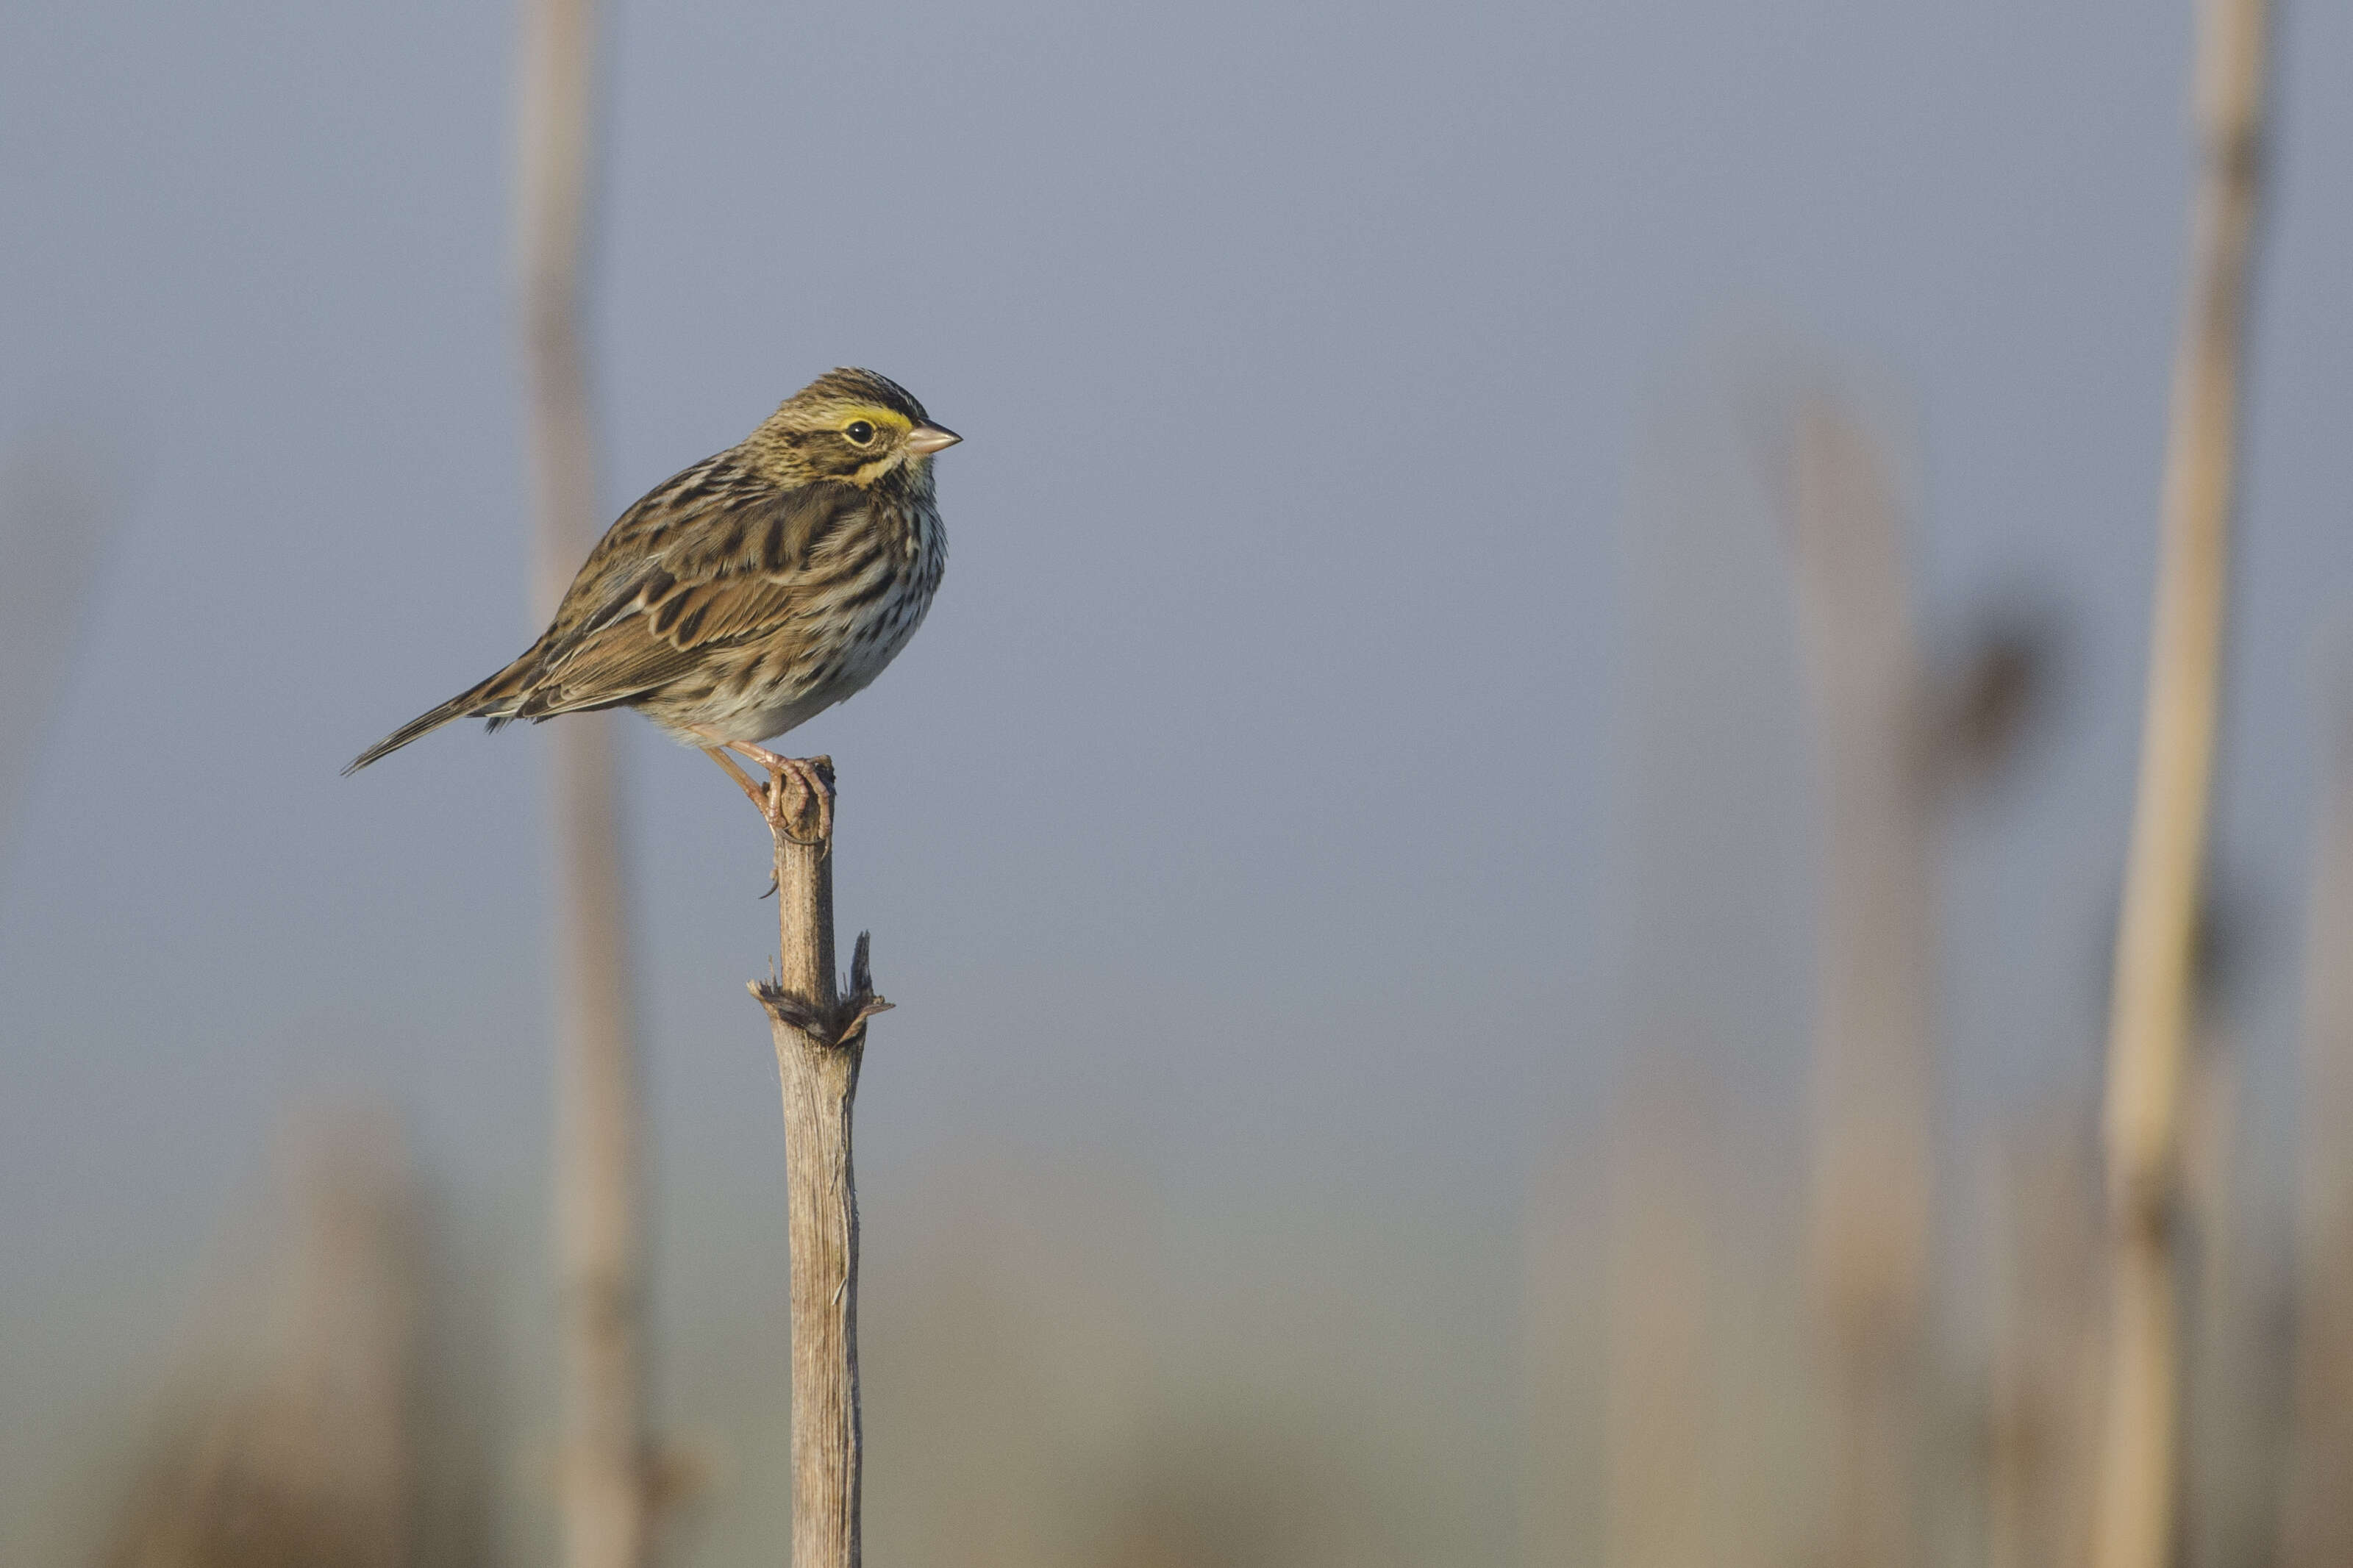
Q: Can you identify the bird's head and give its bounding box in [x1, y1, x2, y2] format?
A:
[743, 367, 960, 489]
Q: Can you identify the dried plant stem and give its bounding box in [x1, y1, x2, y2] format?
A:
[750, 760, 883, 1568]
[548, 719, 649, 1568]
[1985, 1115, 2104, 1568]
[1604, 1064, 1721, 1568]
[518, 0, 601, 626]
[516, 0, 651, 1564]
[2280, 714, 2353, 1566]
[1790, 402, 1932, 1568]
[2091, 4, 2268, 1567]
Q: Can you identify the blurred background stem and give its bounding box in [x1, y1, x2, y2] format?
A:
[516, 0, 653, 1564]
[2091, 4, 2270, 1567]
[1789, 401, 1933, 1568]
[2280, 708, 2353, 1566]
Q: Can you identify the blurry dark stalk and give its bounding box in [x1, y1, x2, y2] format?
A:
[2090, 4, 2268, 1566]
[1602, 1061, 1721, 1568]
[1788, 401, 1932, 1568]
[105, 1112, 421, 1568]
[2177, 970, 2252, 1568]
[516, 0, 652, 1564]
[2279, 710, 2353, 1565]
[1520, 1133, 1603, 1568]
[0, 437, 121, 877]
[2179, 986, 2290, 1568]
[1984, 1112, 2103, 1568]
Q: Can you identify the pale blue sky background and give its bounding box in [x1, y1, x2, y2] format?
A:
[2, 1, 2349, 1560]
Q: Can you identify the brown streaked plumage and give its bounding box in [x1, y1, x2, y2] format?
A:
[346, 368, 957, 811]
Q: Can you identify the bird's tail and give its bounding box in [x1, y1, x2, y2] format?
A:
[343, 654, 539, 775]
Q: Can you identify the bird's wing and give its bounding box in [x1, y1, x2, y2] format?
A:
[507, 469, 863, 719]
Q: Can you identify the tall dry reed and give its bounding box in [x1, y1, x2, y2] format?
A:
[515, 0, 652, 1562]
[2091, 4, 2271, 1566]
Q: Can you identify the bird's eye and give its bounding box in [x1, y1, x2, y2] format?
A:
[845, 420, 876, 445]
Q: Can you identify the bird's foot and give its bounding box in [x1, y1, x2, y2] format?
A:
[699, 736, 832, 846]
[741, 745, 832, 848]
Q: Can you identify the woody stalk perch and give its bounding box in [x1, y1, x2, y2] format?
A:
[2090, 4, 2269, 1568]
[749, 759, 888, 1568]
[515, 0, 653, 1564]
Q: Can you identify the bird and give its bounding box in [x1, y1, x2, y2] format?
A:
[346, 367, 957, 837]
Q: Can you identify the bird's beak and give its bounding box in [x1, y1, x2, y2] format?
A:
[905, 423, 962, 456]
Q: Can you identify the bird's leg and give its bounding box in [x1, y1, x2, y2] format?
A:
[689, 727, 832, 845]
[703, 747, 768, 810]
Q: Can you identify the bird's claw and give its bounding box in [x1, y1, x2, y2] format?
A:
[697, 734, 834, 850]
[757, 755, 832, 848]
